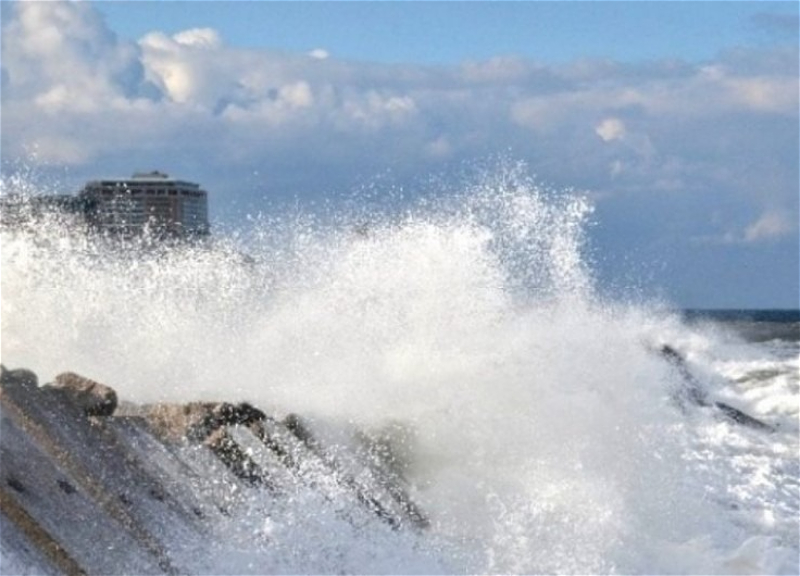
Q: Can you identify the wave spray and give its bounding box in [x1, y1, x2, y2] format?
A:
[2, 161, 796, 573]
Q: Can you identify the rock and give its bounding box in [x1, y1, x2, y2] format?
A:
[57, 479, 77, 495]
[187, 402, 266, 442]
[714, 401, 775, 432]
[6, 476, 27, 494]
[657, 345, 774, 432]
[1, 365, 433, 575]
[283, 413, 315, 447]
[118, 401, 267, 443]
[121, 402, 219, 442]
[658, 345, 708, 406]
[46, 372, 118, 417]
[0, 365, 39, 390]
[204, 428, 265, 486]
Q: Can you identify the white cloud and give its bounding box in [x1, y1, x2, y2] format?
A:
[744, 210, 795, 243]
[510, 85, 649, 136]
[595, 118, 626, 142]
[173, 28, 222, 49]
[695, 208, 797, 246]
[281, 81, 315, 108]
[1, 1, 152, 110]
[1, 0, 797, 245]
[638, 66, 797, 117]
[727, 76, 798, 113]
[459, 56, 531, 83]
[425, 136, 453, 159]
[339, 91, 418, 130]
[138, 30, 230, 106]
[308, 49, 330, 60]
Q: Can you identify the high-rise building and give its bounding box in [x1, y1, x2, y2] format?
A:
[0, 194, 95, 229]
[79, 171, 209, 237]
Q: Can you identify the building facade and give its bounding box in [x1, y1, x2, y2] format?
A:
[0, 194, 96, 229]
[79, 171, 209, 237]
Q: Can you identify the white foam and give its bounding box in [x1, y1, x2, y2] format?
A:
[2, 163, 797, 573]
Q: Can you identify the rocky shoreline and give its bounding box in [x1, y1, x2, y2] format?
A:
[0, 366, 427, 575]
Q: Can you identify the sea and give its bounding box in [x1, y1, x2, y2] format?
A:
[1, 164, 798, 574]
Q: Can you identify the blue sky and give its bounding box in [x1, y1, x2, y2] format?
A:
[1, 1, 798, 308]
[98, 1, 795, 65]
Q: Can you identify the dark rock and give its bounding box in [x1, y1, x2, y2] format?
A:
[205, 429, 265, 486]
[258, 434, 292, 466]
[6, 476, 26, 494]
[658, 344, 774, 431]
[120, 401, 268, 443]
[187, 402, 266, 442]
[658, 345, 708, 406]
[212, 402, 266, 427]
[714, 401, 775, 432]
[354, 425, 430, 530]
[1, 364, 434, 574]
[658, 344, 682, 364]
[283, 413, 315, 447]
[45, 372, 118, 417]
[234, 402, 267, 424]
[0, 365, 38, 390]
[57, 479, 77, 495]
[148, 487, 166, 502]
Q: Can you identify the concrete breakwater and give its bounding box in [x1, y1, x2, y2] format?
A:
[0, 367, 428, 575]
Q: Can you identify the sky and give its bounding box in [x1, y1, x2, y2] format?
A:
[1, 0, 798, 308]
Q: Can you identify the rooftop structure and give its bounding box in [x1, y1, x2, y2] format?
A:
[79, 171, 210, 237]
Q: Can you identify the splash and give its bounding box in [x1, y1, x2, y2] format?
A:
[1, 162, 793, 573]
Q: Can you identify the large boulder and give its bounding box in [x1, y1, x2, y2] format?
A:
[46, 372, 118, 417]
[0, 365, 38, 390]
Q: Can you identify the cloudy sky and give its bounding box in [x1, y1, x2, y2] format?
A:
[1, 0, 798, 308]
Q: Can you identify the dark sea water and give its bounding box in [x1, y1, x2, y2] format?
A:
[683, 309, 800, 343]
